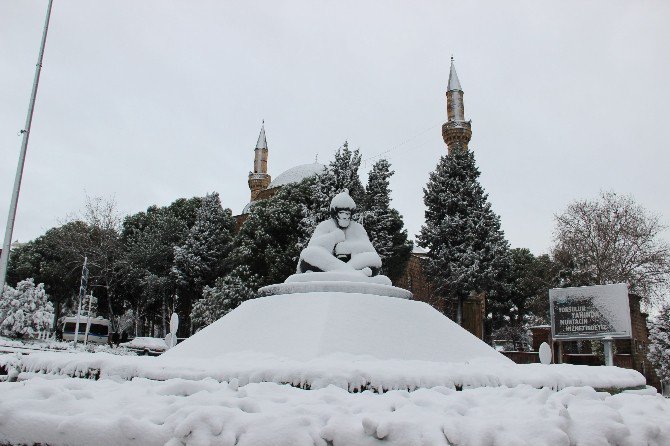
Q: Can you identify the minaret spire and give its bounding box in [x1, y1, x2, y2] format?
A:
[248, 121, 271, 201]
[447, 57, 462, 92]
[442, 57, 472, 153]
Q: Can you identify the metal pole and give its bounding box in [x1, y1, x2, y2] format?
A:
[83, 290, 93, 346]
[73, 256, 87, 346]
[0, 0, 54, 286]
[603, 337, 614, 366]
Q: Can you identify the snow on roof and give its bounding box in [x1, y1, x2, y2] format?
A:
[448, 59, 462, 91]
[412, 245, 428, 254]
[255, 123, 267, 150]
[267, 162, 325, 188]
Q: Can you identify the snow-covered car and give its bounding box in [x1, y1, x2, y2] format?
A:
[120, 336, 168, 356]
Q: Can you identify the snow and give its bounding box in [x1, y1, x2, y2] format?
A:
[121, 336, 168, 352]
[162, 292, 508, 364]
[2, 348, 646, 392]
[285, 271, 391, 285]
[299, 217, 383, 276]
[329, 189, 357, 210]
[411, 245, 428, 254]
[1, 375, 667, 446]
[259, 281, 410, 299]
[267, 162, 325, 188]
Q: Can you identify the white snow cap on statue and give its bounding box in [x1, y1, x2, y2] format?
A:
[330, 189, 356, 210]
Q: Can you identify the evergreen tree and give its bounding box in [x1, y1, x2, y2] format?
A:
[231, 179, 314, 287]
[362, 159, 413, 280]
[172, 192, 236, 335]
[0, 278, 53, 338]
[648, 304, 670, 384]
[120, 206, 189, 336]
[488, 248, 561, 331]
[418, 148, 510, 323]
[190, 266, 259, 332]
[7, 222, 84, 328]
[310, 142, 365, 224]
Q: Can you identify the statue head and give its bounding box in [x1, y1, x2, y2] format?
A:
[330, 189, 356, 229]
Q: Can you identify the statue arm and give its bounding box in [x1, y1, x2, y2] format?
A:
[308, 221, 345, 252]
[334, 223, 376, 255]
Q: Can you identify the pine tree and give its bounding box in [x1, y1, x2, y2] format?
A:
[648, 304, 670, 384]
[362, 159, 413, 280]
[231, 179, 314, 287]
[310, 142, 365, 224]
[172, 192, 236, 334]
[0, 278, 54, 338]
[418, 148, 510, 323]
[190, 266, 259, 332]
[121, 205, 189, 336]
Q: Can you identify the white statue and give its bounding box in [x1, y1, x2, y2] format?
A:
[298, 189, 382, 277]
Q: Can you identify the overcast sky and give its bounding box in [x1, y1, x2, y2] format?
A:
[1, 1, 669, 255]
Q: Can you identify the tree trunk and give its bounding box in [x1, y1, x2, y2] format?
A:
[161, 295, 167, 338]
[456, 298, 463, 325]
[52, 300, 61, 335]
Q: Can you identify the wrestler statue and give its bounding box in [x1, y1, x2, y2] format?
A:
[298, 189, 382, 277]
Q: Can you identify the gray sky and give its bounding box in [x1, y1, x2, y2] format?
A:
[2, 1, 669, 255]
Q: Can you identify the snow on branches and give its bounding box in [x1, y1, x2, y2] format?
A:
[0, 278, 53, 338]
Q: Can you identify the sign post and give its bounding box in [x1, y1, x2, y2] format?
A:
[73, 257, 89, 346]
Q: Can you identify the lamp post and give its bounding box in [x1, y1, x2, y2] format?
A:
[0, 0, 54, 286]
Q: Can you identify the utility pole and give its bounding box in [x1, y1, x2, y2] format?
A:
[0, 0, 54, 286]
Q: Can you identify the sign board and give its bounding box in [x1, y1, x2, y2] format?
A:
[549, 283, 632, 340]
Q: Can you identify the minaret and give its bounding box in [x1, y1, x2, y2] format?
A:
[442, 58, 472, 153]
[248, 122, 271, 201]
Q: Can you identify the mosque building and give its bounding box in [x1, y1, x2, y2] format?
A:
[234, 123, 325, 228]
[233, 59, 477, 329]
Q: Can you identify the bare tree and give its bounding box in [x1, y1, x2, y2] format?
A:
[553, 191, 670, 305]
[56, 195, 124, 327]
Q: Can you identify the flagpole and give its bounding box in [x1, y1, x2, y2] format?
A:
[0, 0, 54, 286]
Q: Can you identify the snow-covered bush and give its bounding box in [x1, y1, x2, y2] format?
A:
[648, 304, 670, 383]
[0, 278, 54, 339]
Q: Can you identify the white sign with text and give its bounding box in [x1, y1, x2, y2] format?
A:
[549, 283, 632, 340]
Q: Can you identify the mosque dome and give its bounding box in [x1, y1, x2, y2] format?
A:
[268, 163, 325, 188]
[242, 162, 326, 214]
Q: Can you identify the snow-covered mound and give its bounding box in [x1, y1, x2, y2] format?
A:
[161, 291, 510, 364]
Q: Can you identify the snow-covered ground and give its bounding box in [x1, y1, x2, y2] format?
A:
[0, 350, 647, 392]
[1, 373, 668, 446]
[2, 288, 668, 445]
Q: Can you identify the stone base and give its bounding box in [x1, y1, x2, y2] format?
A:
[258, 280, 412, 300]
[285, 271, 392, 285]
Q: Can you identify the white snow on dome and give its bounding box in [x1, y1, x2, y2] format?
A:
[242, 201, 257, 214]
[268, 163, 325, 188]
